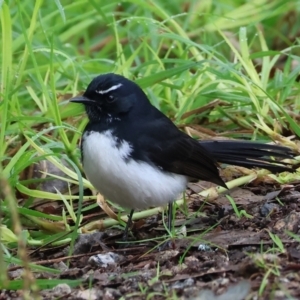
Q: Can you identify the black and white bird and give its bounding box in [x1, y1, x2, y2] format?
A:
[70, 73, 294, 237]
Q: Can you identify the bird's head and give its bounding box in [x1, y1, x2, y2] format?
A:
[70, 73, 147, 121]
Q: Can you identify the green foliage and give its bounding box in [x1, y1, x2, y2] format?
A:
[226, 195, 253, 218]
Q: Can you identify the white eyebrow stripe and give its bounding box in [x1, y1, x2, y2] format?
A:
[96, 83, 122, 94]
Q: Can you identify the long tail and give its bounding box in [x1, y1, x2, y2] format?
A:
[199, 140, 294, 173]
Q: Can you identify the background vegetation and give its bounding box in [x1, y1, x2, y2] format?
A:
[0, 0, 299, 298]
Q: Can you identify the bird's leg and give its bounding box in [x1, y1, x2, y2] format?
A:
[122, 209, 134, 241]
[158, 202, 174, 251]
[167, 202, 173, 233]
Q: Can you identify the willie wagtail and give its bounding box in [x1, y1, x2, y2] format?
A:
[70, 73, 294, 238]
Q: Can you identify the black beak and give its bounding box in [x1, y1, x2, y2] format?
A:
[70, 95, 96, 105]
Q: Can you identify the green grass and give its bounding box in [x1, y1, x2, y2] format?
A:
[1, 0, 300, 297]
[247, 231, 286, 296]
[226, 195, 253, 218]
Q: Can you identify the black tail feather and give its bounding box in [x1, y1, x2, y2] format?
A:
[200, 140, 294, 173]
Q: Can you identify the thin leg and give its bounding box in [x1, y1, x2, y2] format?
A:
[167, 202, 173, 232]
[158, 202, 174, 251]
[122, 209, 134, 241]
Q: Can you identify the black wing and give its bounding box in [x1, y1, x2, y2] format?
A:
[134, 115, 226, 188]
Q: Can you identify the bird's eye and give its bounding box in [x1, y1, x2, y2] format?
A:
[106, 94, 115, 103]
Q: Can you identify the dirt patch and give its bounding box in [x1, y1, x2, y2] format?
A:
[5, 183, 300, 299]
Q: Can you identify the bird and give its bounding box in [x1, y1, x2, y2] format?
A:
[70, 73, 294, 239]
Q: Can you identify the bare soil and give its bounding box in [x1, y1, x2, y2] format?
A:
[5, 178, 300, 300]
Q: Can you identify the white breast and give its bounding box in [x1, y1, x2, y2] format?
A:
[82, 130, 188, 209]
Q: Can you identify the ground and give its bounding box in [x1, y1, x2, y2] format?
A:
[5, 172, 300, 300]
